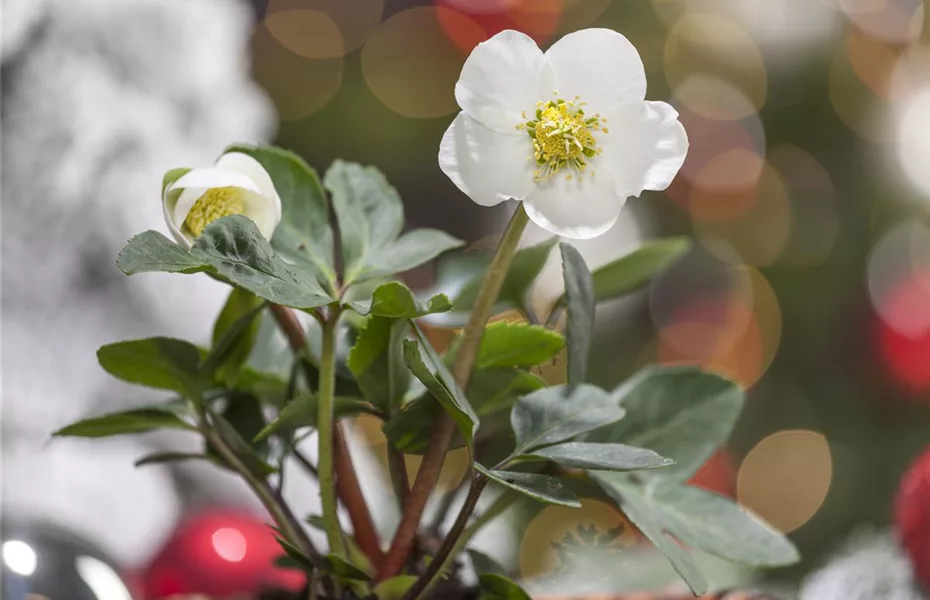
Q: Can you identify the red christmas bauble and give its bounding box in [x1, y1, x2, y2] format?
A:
[141, 509, 305, 599]
[895, 445, 930, 591]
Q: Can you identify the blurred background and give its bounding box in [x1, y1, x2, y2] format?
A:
[2, 0, 929, 598]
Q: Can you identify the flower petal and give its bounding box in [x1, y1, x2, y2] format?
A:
[455, 29, 553, 133]
[545, 28, 646, 115]
[599, 101, 689, 198]
[216, 151, 283, 233]
[439, 111, 536, 207]
[169, 167, 261, 228]
[523, 175, 625, 239]
[162, 186, 192, 248]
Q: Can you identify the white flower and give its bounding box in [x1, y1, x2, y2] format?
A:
[162, 151, 282, 248]
[439, 28, 689, 239]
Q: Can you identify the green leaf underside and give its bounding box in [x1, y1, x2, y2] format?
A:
[593, 475, 708, 596]
[97, 337, 202, 399]
[555, 237, 691, 305]
[203, 289, 265, 380]
[586, 365, 744, 482]
[226, 144, 335, 284]
[520, 442, 674, 472]
[560, 243, 595, 387]
[402, 337, 477, 449]
[475, 321, 564, 369]
[476, 464, 580, 508]
[373, 576, 418, 600]
[478, 573, 533, 600]
[510, 384, 625, 456]
[324, 553, 372, 581]
[117, 217, 333, 310]
[255, 393, 375, 442]
[366, 229, 464, 280]
[350, 281, 452, 318]
[347, 315, 411, 410]
[54, 408, 195, 438]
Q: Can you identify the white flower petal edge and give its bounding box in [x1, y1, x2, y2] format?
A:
[600, 101, 689, 199]
[455, 30, 554, 133]
[545, 28, 647, 116]
[523, 176, 625, 240]
[162, 152, 283, 248]
[439, 112, 537, 207]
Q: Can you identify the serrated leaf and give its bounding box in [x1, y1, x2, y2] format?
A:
[586, 365, 744, 482]
[350, 281, 452, 318]
[373, 576, 418, 600]
[402, 336, 477, 449]
[593, 475, 708, 596]
[255, 392, 375, 442]
[97, 337, 203, 399]
[191, 216, 333, 309]
[478, 574, 533, 600]
[427, 238, 558, 327]
[134, 452, 212, 468]
[53, 408, 196, 438]
[366, 229, 464, 281]
[587, 237, 690, 302]
[116, 230, 208, 275]
[226, 144, 335, 286]
[347, 316, 410, 410]
[475, 322, 564, 369]
[560, 243, 595, 387]
[202, 289, 265, 381]
[510, 384, 625, 455]
[325, 160, 404, 283]
[519, 442, 674, 472]
[476, 464, 580, 508]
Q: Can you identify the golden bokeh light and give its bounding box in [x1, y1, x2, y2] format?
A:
[845, 28, 903, 99]
[672, 74, 759, 121]
[251, 22, 343, 121]
[692, 162, 792, 267]
[737, 430, 832, 533]
[665, 14, 767, 113]
[828, 44, 892, 142]
[362, 7, 485, 118]
[519, 499, 638, 581]
[265, 0, 384, 55]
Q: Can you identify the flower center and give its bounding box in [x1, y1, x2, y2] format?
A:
[518, 94, 607, 182]
[184, 186, 246, 237]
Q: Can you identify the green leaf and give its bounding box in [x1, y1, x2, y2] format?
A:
[116, 230, 208, 275]
[586, 365, 743, 482]
[429, 238, 558, 326]
[255, 392, 376, 442]
[218, 394, 269, 460]
[97, 337, 203, 399]
[402, 335, 478, 450]
[519, 442, 674, 472]
[274, 536, 315, 571]
[191, 215, 333, 310]
[593, 475, 708, 596]
[560, 243, 595, 387]
[468, 368, 547, 417]
[202, 289, 265, 381]
[468, 549, 508, 576]
[325, 160, 404, 283]
[382, 396, 441, 454]
[162, 167, 191, 194]
[134, 451, 213, 468]
[324, 553, 372, 581]
[226, 144, 335, 285]
[475, 322, 564, 369]
[510, 384, 625, 455]
[53, 407, 195, 438]
[367, 229, 464, 280]
[476, 464, 580, 508]
[351, 281, 452, 318]
[211, 409, 277, 476]
[347, 316, 411, 410]
[586, 237, 690, 302]
[373, 576, 418, 600]
[478, 574, 533, 600]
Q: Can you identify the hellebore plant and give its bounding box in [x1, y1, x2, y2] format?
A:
[55, 29, 798, 600]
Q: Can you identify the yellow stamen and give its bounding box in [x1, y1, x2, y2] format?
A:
[520, 93, 606, 182]
[184, 187, 246, 237]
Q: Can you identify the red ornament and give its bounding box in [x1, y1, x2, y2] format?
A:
[689, 450, 737, 498]
[895, 446, 930, 591]
[141, 509, 305, 599]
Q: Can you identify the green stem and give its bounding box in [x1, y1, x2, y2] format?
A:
[318, 309, 347, 558]
[377, 204, 530, 582]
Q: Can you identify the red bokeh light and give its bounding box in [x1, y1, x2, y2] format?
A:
[435, 0, 562, 54]
[877, 271, 930, 394]
[689, 449, 737, 498]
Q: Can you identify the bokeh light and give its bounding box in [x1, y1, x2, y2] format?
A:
[688, 449, 737, 497]
[519, 499, 638, 580]
[737, 430, 833, 533]
[877, 273, 930, 394]
[435, 0, 562, 52]
[829, 40, 891, 141]
[837, 0, 924, 44]
[895, 86, 930, 200]
[867, 219, 930, 339]
[265, 0, 384, 55]
[362, 7, 485, 118]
